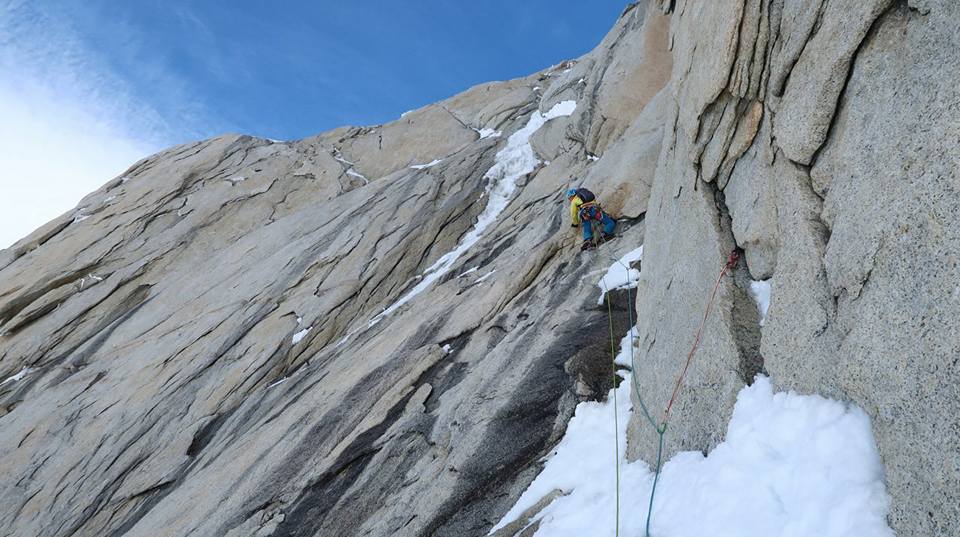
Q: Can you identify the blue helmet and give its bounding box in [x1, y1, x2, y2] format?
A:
[566, 188, 578, 199]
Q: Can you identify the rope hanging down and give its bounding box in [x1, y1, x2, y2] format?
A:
[661, 250, 740, 424]
[601, 248, 738, 537]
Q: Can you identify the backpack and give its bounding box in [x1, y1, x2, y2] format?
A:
[575, 187, 595, 203]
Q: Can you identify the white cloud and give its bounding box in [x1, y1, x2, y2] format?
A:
[0, 1, 203, 248]
[0, 85, 156, 248]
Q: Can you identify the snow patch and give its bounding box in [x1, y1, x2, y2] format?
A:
[1, 367, 34, 386]
[291, 327, 312, 345]
[475, 128, 501, 139]
[749, 279, 772, 326]
[442, 344, 453, 354]
[225, 176, 246, 183]
[79, 273, 104, 290]
[365, 100, 577, 329]
[596, 246, 644, 305]
[410, 159, 442, 170]
[332, 150, 354, 166]
[614, 328, 638, 367]
[545, 100, 577, 118]
[346, 169, 369, 184]
[492, 331, 893, 537]
[475, 269, 496, 284]
[458, 266, 479, 277]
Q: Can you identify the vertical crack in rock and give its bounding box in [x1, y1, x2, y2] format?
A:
[708, 182, 765, 384]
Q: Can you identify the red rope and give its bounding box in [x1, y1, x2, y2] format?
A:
[661, 250, 739, 425]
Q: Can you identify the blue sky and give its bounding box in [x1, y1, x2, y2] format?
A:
[0, 0, 627, 247]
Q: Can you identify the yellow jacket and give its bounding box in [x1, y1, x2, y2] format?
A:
[570, 196, 597, 226]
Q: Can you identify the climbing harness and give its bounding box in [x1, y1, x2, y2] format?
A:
[601, 249, 739, 537]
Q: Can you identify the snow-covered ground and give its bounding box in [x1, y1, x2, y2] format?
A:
[493, 364, 893, 536]
[492, 254, 892, 537]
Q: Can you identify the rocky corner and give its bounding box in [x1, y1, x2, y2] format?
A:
[1, 1, 957, 536]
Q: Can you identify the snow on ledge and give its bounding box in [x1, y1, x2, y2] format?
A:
[475, 127, 501, 139]
[475, 269, 496, 284]
[291, 327, 312, 345]
[1, 367, 34, 386]
[410, 159, 442, 170]
[749, 279, 772, 326]
[596, 246, 644, 305]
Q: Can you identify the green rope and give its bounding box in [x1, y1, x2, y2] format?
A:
[606, 256, 665, 537]
[647, 426, 665, 537]
[603, 279, 621, 537]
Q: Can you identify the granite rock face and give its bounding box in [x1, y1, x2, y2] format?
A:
[0, 5, 664, 537]
[1, 1, 957, 536]
[628, 1, 959, 535]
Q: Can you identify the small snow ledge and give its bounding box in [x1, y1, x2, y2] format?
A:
[544, 100, 577, 118]
[475, 128, 501, 139]
[1, 367, 34, 386]
[291, 327, 312, 345]
[597, 246, 644, 305]
[749, 279, 772, 326]
[410, 159, 442, 170]
[475, 269, 496, 284]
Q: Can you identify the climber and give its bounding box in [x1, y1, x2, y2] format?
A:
[567, 187, 616, 251]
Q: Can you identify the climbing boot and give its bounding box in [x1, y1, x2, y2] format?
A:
[580, 240, 596, 251]
[601, 232, 616, 242]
